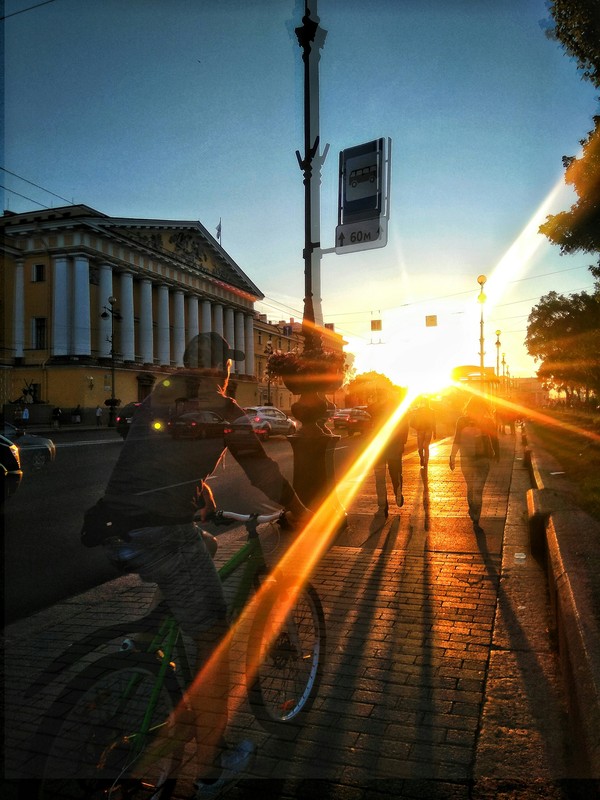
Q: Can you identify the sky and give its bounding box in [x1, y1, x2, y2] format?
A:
[2, 0, 599, 392]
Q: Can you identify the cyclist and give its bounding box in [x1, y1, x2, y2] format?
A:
[83, 332, 310, 796]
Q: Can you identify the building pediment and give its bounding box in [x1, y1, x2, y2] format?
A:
[1, 205, 264, 301]
[97, 218, 263, 300]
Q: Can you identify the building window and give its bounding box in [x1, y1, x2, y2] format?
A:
[258, 332, 262, 345]
[33, 318, 47, 350]
[32, 263, 46, 282]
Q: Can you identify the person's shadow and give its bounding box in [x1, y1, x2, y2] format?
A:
[422, 468, 431, 530]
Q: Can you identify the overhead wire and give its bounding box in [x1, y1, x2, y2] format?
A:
[0, 0, 59, 21]
[1, 167, 74, 205]
[0, 183, 48, 208]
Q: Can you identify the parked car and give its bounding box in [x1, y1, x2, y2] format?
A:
[2, 422, 56, 469]
[345, 408, 372, 436]
[240, 406, 297, 439]
[115, 402, 142, 439]
[1, 434, 22, 504]
[167, 411, 227, 440]
[332, 409, 352, 429]
[223, 416, 265, 455]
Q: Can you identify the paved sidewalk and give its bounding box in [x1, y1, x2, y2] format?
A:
[2, 432, 586, 798]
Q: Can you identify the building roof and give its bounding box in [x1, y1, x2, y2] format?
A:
[1, 204, 263, 300]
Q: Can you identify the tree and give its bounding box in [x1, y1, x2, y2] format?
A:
[539, 119, 600, 259]
[539, 2, 600, 265]
[534, 2, 600, 400]
[545, 0, 600, 87]
[525, 288, 600, 399]
[343, 371, 402, 408]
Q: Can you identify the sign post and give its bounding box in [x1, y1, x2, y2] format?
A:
[335, 137, 391, 254]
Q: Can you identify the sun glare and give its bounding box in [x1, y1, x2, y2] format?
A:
[342, 170, 577, 389]
[349, 319, 459, 397]
[483, 174, 568, 313]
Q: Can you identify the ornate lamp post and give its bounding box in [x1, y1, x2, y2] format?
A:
[285, 2, 345, 523]
[495, 330, 501, 398]
[477, 275, 487, 393]
[264, 339, 273, 405]
[100, 296, 121, 426]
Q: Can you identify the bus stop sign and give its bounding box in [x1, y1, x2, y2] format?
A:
[336, 137, 391, 254]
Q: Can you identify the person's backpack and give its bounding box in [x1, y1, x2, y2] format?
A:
[460, 420, 493, 459]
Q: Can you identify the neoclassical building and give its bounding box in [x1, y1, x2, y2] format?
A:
[0, 204, 348, 423]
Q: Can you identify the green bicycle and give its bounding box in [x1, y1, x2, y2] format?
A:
[23, 510, 326, 799]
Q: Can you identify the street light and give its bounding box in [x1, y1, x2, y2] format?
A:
[100, 296, 121, 426]
[264, 339, 273, 405]
[495, 330, 501, 377]
[477, 275, 487, 392]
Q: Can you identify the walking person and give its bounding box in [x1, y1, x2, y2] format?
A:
[449, 397, 499, 533]
[21, 405, 30, 427]
[368, 385, 409, 518]
[95, 404, 103, 426]
[410, 397, 436, 468]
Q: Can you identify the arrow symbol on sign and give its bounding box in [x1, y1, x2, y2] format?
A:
[337, 231, 346, 247]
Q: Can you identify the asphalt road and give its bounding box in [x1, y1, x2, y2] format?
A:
[3, 430, 361, 624]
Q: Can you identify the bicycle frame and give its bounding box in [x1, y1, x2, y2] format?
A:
[25, 515, 280, 777]
[106, 520, 273, 760]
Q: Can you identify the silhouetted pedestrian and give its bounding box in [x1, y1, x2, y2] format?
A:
[410, 397, 436, 468]
[449, 397, 499, 533]
[368, 386, 409, 518]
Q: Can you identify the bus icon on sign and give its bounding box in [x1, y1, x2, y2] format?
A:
[349, 165, 376, 188]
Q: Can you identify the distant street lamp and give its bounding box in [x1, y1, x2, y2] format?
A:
[495, 330, 501, 376]
[477, 275, 487, 392]
[264, 339, 273, 405]
[100, 296, 121, 426]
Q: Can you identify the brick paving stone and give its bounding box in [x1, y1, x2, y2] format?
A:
[2, 432, 584, 800]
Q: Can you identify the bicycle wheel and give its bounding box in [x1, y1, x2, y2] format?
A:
[246, 582, 325, 734]
[24, 653, 185, 799]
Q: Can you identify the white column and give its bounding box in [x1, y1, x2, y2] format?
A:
[245, 314, 255, 377]
[139, 279, 153, 364]
[234, 310, 245, 373]
[120, 271, 135, 362]
[186, 295, 199, 344]
[173, 290, 186, 367]
[213, 303, 224, 336]
[98, 264, 113, 358]
[224, 307, 235, 345]
[201, 299, 212, 333]
[157, 284, 171, 366]
[72, 254, 91, 355]
[52, 256, 69, 356]
[13, 261, 25, 358]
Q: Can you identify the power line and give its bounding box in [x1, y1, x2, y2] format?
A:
[0, 184, 49, 208]
[0, 0, 59, 21]
[1, 166, 73, 205]
[495, 286, 595, 308]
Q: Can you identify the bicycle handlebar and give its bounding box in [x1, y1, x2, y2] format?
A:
[211, 509, 287, 526]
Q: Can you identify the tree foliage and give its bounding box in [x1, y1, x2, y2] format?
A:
[343, 371, 401, 407]
[525, 287, 600, 397]
[539, 1, 600, 265]
[539, 119, 600, 258]
[545, 0, 600, 88]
